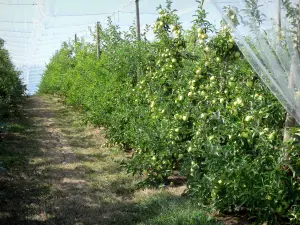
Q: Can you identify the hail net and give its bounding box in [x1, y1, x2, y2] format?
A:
[210, 0, 300, 124]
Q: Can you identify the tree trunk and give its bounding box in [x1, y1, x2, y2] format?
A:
[284, 113, 297, 142]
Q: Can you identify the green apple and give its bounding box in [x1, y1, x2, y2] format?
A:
[246, 81, 253, 87]
[205, 61, 210, 67]
[245, 115, 253, 122]
[234, 52, 241, 58]
[210, 76, 216, 81]
[268, 132, 276, 141]
[196, 68, 202, 74]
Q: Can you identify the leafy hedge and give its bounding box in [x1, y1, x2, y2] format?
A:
[39, 1, 300, 224]
[0, 38, 26, 120]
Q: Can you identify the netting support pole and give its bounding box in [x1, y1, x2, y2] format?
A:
[298, 0, 300, 47]
[135, 0, 141, 82]
[278, 0, 281, 30]
[135, 0, 141, 41]
[96, 21, 101, 59]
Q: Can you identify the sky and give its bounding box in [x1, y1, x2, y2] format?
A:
[0, 0, 222, 94]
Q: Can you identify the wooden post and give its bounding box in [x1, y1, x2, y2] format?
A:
[135, 0, 141, 41]
[75, 33, 77, 43]
[96, 21, 101, 59]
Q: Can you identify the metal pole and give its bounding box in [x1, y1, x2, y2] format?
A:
[298, 0, 300, 47]
[135, 0, 141, 41]
[96, 21, 101, 59]
[278, 0, 281, 30]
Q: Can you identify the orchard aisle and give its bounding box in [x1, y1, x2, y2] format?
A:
[1, 95, 224, 225]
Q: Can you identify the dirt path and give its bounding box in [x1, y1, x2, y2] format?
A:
[1, 96, 190, 225]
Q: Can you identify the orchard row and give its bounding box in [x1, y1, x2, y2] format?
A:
[39, 1, 300, 223]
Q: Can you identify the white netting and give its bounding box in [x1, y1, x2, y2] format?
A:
[211, 0, 300, 123]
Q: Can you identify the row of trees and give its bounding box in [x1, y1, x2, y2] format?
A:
[0, 38, 26, 121]
[39, 1, 300, 224]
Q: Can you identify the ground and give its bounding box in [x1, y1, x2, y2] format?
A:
[0, 95, 248, 225]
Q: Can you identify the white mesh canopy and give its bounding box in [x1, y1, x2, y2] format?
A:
[210, 0, 300, 124]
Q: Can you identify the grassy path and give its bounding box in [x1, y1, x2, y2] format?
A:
[0, 96, 224, 225]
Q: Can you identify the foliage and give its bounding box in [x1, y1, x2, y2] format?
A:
[0, 38, 26, 120]
[39, 1, 300, 224]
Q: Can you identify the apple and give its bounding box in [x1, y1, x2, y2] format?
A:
[196, 68, 202, 74]
[234, 52, 241, 58]
[228, 81, 235, 87]
[197, 28, 203, 34]
[245, 115, 253, 122]
[241, 132, 248, 138]
[200, 113, 207, 118]
[268, 132, 276, 141]
[205, 61, 210, 67]
[276, 206, 283, 214]
[246, 81, 253, 87]
[236, 97, 243, 105]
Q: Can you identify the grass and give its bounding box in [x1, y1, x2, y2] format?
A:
[0, 95, 223, 225]
[136, 193, 223, 225]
